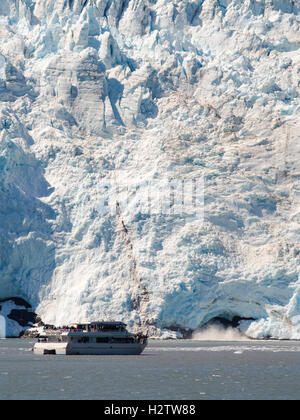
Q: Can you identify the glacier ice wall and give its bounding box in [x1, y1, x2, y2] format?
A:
[0, 0, 299, 338]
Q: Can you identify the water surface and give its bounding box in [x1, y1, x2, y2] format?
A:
[1, 339, 300, 400]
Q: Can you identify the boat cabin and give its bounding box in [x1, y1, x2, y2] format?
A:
[65, 322, 127, 332]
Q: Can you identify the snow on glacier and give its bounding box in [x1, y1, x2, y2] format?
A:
[0, 0, 299, 338]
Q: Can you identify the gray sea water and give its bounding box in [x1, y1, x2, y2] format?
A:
[1, 338, 300, 400]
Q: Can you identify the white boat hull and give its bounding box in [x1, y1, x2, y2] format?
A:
[33, 342, 147, 356]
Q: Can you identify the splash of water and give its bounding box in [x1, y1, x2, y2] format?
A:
[192, 325, 249, 341]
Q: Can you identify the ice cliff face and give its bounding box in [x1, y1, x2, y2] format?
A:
[0, 0, 300, 338]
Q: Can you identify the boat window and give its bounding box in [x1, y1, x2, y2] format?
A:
[111, 337, 135, 343]
[78, 337, 89, 343]
[96, 337, 109, 343]
[103, 325, 118, 331]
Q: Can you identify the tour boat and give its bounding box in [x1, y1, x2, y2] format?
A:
[33, 321, 148, 355]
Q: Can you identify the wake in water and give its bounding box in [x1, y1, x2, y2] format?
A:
[192, 326, 249, 341]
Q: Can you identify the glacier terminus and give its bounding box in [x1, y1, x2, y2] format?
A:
[0, 0, 299, 339]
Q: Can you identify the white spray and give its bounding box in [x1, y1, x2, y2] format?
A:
[192, 325, 249, 341]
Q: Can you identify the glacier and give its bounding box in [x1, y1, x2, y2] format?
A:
[0, 0, 299, 338]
